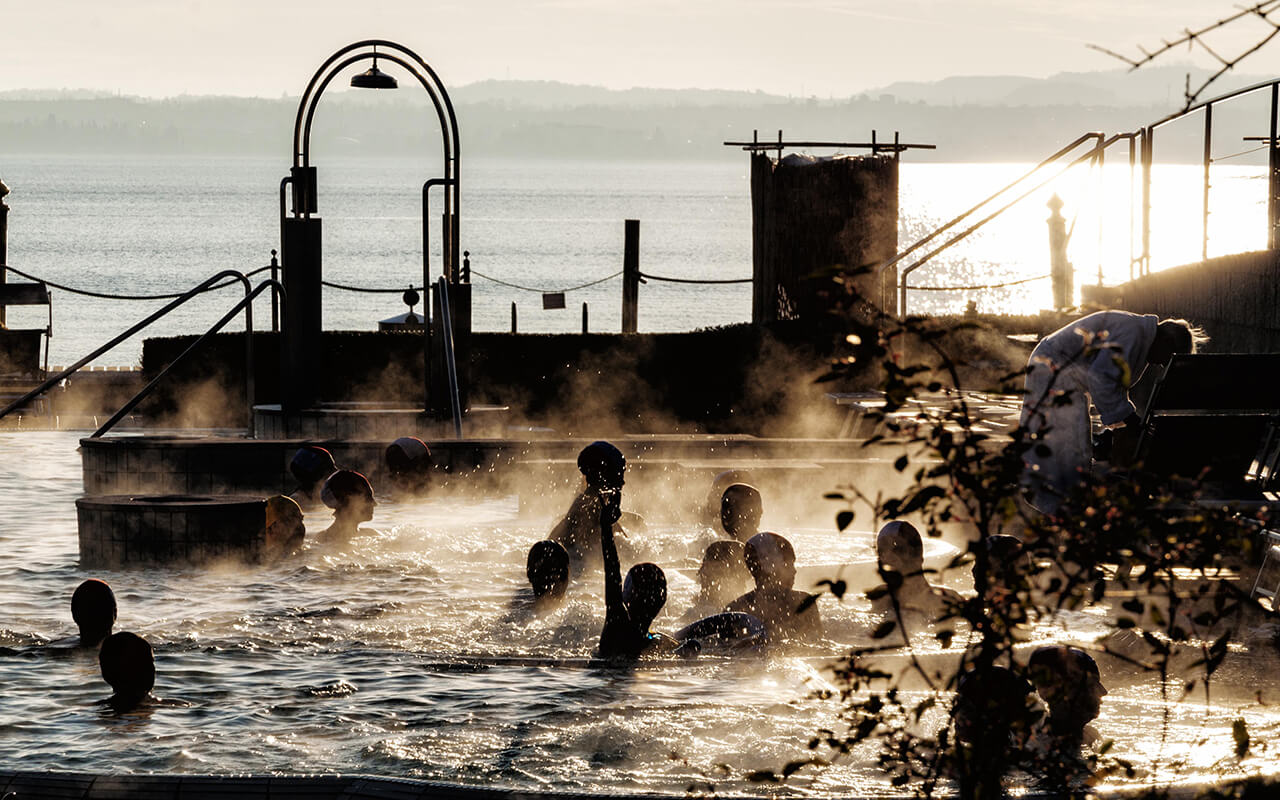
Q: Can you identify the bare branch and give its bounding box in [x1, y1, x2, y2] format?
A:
[1087, 0, 1280, 109]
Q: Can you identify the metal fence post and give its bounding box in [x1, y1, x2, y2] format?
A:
[0, 179, 8, 329]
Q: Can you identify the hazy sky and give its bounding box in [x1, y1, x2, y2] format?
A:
[6, 1, 1280, 97]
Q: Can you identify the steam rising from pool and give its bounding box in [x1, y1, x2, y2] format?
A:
[4, 430, 1280, 794]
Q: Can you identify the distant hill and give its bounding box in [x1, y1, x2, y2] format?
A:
[869, 64, 1268, 108]
[1, 68, 1271, 162]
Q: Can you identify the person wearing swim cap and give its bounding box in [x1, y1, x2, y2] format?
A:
[71, 578, 117, 648]
[1026, 646, 1107, 749]
[681, 540, 753, 622]
[873, 521, 962, 620]
[550, 441, 633, 571]
[260, 495, 305, 560]
[99, 631, 156, 712]
[703, 469, 755, 531]
[526, 539, 571, 613]
[320, 469, 377, 539]
[288, 446, 337, 510]
[385, 436, 432, 496]
[725, 532, 823, 643]
[951, 664, 1039, 795]
[720, 484, 763, 543]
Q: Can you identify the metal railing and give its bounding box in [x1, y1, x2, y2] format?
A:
[435, 276, 464, 438]
[0, 270, 257, 425]
[92, 279, 284, 438]
[888, 77, 1280, 316]
[882, 132, 1111, 315]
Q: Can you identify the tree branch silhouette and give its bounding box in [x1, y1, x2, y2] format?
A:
[1089, 1, 1280, 108]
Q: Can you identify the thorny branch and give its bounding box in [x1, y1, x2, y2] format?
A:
[1088, 1, 1280, 109]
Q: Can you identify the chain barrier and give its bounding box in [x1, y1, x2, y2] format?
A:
[470, 269, 623, 294]
[638, 272, 752, 285]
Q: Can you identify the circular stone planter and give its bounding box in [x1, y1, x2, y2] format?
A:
[76, 494, 267, 567]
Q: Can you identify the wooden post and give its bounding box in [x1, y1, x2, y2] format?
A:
[0, 179, 8, 329]
[511, 302, 517, 333]
[582, 302, 589, 334]
[622, 219, 639, 333]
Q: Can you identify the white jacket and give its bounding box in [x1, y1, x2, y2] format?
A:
[1027, 310, 1159, 425]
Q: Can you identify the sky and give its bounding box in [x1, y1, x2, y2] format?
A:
[5, 0, 1280, 98]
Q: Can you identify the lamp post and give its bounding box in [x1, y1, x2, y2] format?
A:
[280, 40, 463, 413]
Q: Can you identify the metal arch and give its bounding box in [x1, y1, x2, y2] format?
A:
[289, 40, 462, 279]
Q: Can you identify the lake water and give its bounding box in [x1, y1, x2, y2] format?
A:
[0, 154, 1269, 366]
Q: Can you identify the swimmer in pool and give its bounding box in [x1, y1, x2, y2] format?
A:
[703, 469, 755, 531]
[951, 664, 1039, 795]
[725, 532, 823, 643]
[1026, 646, 1107, 749]
[527, 539, 570, 613]
[99, 631, 156, 712]
[385, 436, 432, 496]
[288, 445, 337, 510]
[260, 495, 305, 559]
[681, 540, 753, 622]
[320, 470, 377, 539]
[872, 521, 963, 621]
[720, 484, 763, 543]
[71, 578, 117, 648]
[551, 441, 633, 572]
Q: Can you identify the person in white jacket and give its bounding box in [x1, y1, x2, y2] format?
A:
[1020, 310, 1200, 513]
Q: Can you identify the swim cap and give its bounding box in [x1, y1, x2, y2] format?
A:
[1028, 645, 1100, 682]
[71, 578, 117, 637]
[321, 470, 374, 509]
[577, 441, 625, 488]
[385, 436, 430, 474]
[265, 494, 303, 529]
[99, 631, 155, 698]
[876, 521, 924, 565]
[744, 531, 796, 574]
[290, 446, 336, 485]
[623, 562, 667, 620]
[527, 540, 570, 596]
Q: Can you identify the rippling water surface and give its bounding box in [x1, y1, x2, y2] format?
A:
[4, 430, 1280, 794]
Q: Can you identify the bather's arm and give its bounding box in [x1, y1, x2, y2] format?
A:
[597, 488, 635, 658]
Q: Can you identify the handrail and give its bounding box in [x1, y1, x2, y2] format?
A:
[879, 132, 1105, 279]
[92, 280, 284, 438]
[1150, 76, 1280, 131]
[0, 270, 254, 423]
[895, 134, 1124, 315]
[435, 276, 464, 438]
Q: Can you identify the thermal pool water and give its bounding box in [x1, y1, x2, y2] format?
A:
[3, 431, 1280, 796]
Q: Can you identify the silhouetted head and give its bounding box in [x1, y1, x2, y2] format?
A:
[264, 495, 305, 553]
[385, 436, 432, 491]
[1027, 645, 1107, 734]
[322, 470, 376, 522]
[1148, 318, 1202, 366]
[290, 446, 336, 488]
[976, 534, 1030, 603]
[527, 540, 570, 599]
[720, 484, 763, 541]
[954, 665, 1036, 748]
[622, 562, 667, 630]
[577, 441, 626, 490]
[876, 521, 924, 576]
[706, 469, 755, 525]
[71, 578, 117, 647]
[698, 540, 751, 607]
[99, 631, 155, 708]
[744, 532, 797, 591]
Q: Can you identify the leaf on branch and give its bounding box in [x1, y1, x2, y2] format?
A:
[900, 486, 946, 515]
[817, 579, 847, 599]
[823, 492, 846, 500]
[894, 455, 909, 472]
[836, 510, 855, 531]
[746, 770, 780, 783]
